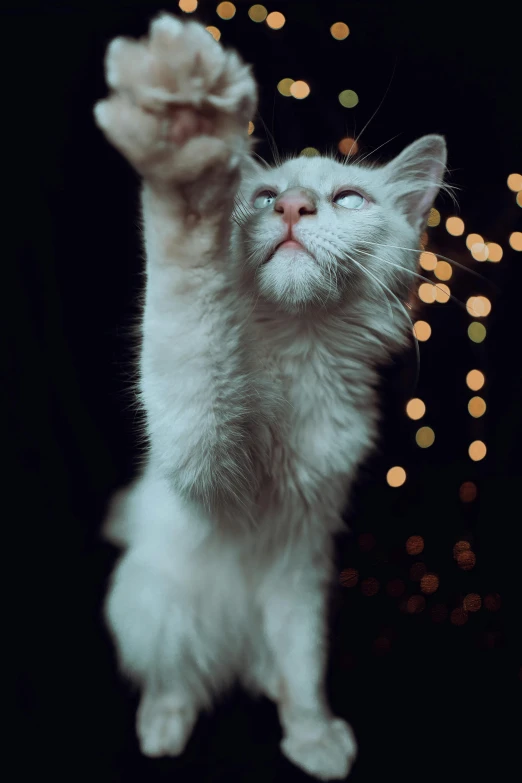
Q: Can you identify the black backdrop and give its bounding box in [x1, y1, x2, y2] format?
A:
[8, 1, 521, 781]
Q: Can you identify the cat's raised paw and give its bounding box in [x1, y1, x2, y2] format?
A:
[136, 693, 197, 757]
[94, 13, 257, 183]
[281, 717, 357, 781]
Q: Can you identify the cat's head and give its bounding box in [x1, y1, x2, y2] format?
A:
[233, 135, 448, 316]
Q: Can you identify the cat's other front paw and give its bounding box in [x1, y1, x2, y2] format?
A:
[94, 14, 257, 183]
[281, 717, 357, 781]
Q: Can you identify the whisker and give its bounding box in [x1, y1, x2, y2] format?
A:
[354, 133, 402, 167]
[350, 60, 397, 153]
[256, 112, 282, 167]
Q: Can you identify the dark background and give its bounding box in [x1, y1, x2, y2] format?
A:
[8, 1, 521, 781]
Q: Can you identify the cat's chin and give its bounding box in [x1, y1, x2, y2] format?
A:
[264, 245, 315, 265]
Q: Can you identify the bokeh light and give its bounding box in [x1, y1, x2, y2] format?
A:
[486, 242, 503, 262]
[277, 77, 294, 96]
[248, 121, 255, 135]
[418, 283, 436, 303]
[387, 466, 407, 487]
[507, 173, 522, 191]
[413, 320, 431, 341]
[178, 0, 197, 11]
[434, 261, 452, 280]
[339, 89, 359, 108]
[468, 322, 487, 343]
[330, 22, 350, 39]
[290, 80, 310, 99]
[361, 577, 380, 596]
[466, 369, 485, 390]
[205, 25, 221, 40]
[434, 283, 450, 303]
[300, 147, 319, 156]
[419, 251, 437, 270]
[248, 4, 267, 22]
[266, 11, 285, 29]
[468, 396, 487, 418]
[463, 593, 482, 612]
[338, 137, 359, 155]
[406, 535, 424, 555]
[407, 595, 426, 613]
[453, 540, 471, 559]
[416, 426, 435, 447]
[446, 216, 465, 235]
[427, 207, 441, 227]
[456, 549, 475, 569]
[420, 573, 439, 594]
[450, 608, 468, 626]
[406, 398, 426, 420]
[469, 440, 487, 461]
[509, 231, 522, 250]
[466, 233, 483, 250]
[459, 481, 477, 502]
[340, 567, 359, 587]
[466, 296, 492, 317]
[216, 1, 236, 18]
[470, 242, 489, 261]
[517, 191, 522, 207]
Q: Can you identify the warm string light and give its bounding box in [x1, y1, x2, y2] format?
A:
[205, 25, 221, 40]
[216, 1, 236, 19]
[178, 0, 197, 12]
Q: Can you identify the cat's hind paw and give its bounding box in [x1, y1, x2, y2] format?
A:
[281, 717, 357, 781]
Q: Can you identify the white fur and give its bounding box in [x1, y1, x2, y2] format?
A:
[94, 14, 447, 780]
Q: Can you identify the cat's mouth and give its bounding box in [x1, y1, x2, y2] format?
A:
[264, 239, 313, 264]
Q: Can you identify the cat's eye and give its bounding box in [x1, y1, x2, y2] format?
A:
[253, 190, 277, 209]
[333, 190, 366, 209]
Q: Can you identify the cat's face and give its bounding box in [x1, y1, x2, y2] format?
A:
[233, 135, 447, 314]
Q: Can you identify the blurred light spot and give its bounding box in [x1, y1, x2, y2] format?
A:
[459, 481, 477, 502]
[406, 535, 424, 555]
[248, 4, 267, 22]
[387, 466, 406, 487]
[420, 231, 429, 249]
[247, 121, 255, 135]
[446, 216, 465, 236]
[330, 22, 350, 39]
[407, 595, 426, 613]
[216, 1, 236, 18]
[468, 396, 486, 418]
[300, 146, 319, 156]
[484, 593, 501, 611]
[339, 89, 359, 108]
[450, 608, 468, 626]
[434, 283, 450, 303]
[266, 11, 285, 29]
[413, 320, 431, 341]
[453, 540, 471, 558]
[517, 191, 522, 207]
[466, 369, 485, 390]
[466, 295, 492, 317]
[277, 78, 294, 96]
[406, 398, 426, 420]
[468, 322, 486, 343]
[205, 25, 221, 40]
[434, 261, 452, 280]
[338, 137, 358, 155]
[486, 242, 503, 262]
[419, 251, 437, 270]
[431, 604, 448, 622]
[418, 283, 436, 303]
[361, 577, 380, 596]
[463, 593, 482, 612]
[386, 579, 405, 597]
[373, 637, 391, 655]
[179, 0, 197, 11]
[410, 562, 427, 581]
[507, 173, 522, 191]
[471, 242, 489, 261]
[466, 233, 483, 250]
[509, 231, 522, 251]
[427, 207, 440, 227]
[457, 550, 476, 570]
[358, 533, 376, 552]
[290, 80, 310, 99]
[340, 567, 359, 587]
[420, 573, 439, 594]
[469, 440, 487, 461]
[416, 426, 435, 448]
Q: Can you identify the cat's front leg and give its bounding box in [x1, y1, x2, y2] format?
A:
[262, 576, 357, 780]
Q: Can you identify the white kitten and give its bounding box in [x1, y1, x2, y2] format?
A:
[94, 14, 447, 781]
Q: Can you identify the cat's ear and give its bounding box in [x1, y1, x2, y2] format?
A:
[239, 155, 267, 181]
[384, 135, 447, 232]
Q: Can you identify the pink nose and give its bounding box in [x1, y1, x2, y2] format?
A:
[274, 188, 317, 225]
